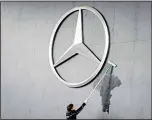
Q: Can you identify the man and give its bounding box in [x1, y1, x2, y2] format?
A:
[66, 103, 86, 119]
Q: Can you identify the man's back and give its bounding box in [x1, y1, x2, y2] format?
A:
[66, 110, 77, 119]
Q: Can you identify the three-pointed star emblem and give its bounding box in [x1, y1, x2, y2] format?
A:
[49, 6, 110, 88]
[54, 9, 101, 67]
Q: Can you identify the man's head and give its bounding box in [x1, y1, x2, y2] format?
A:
[67, 104, 75, 111]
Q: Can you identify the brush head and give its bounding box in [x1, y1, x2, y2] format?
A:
[108, 61, 117, 67]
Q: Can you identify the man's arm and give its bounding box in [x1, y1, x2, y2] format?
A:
[71, 103, 86, 116]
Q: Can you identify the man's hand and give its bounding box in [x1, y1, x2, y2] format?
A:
[82, 103, 86, 106]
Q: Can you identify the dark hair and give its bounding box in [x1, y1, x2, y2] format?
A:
[67, 104, 73, 111]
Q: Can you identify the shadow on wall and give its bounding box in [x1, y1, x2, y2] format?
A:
[93, 64, 122, 116]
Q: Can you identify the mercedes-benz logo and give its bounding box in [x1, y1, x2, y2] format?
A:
[49, 6, 110, 88]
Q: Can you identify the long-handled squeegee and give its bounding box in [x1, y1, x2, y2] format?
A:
[84, 61, 117, 104]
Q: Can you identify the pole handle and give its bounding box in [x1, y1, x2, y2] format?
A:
[84, 65, 113, 104]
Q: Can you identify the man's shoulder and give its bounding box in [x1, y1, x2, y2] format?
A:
[66, 110, 75, 114]
[71, 110, 76, 113]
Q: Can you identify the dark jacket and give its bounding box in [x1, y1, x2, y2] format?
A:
[66, 103, 86, 119]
